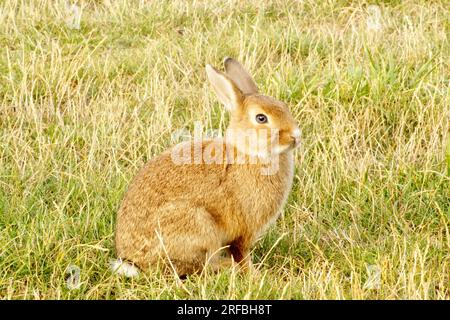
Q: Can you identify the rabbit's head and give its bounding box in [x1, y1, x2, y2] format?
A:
[206, 58, 300, 158]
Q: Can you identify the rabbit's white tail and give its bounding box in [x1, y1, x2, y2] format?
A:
[110, 258, 139, 277]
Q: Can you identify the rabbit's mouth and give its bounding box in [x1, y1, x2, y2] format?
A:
[273, 141, 299, 154]
[291, 136, 301, 149]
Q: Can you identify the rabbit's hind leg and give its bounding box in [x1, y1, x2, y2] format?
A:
[155, 204, 225, 277]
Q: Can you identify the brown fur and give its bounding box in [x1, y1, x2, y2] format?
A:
[115, 58, 300, 276]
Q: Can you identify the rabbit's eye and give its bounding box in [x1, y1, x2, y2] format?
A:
[255, 114, 268, 124]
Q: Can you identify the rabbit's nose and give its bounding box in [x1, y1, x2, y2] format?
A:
[291, 128, 301, 146]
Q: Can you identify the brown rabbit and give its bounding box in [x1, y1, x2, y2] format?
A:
[113, 58, 300, 277]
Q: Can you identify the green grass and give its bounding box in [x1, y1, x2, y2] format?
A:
[0, 0, 449, 299]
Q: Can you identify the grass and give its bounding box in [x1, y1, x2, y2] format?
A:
[0, 0, 448, 299]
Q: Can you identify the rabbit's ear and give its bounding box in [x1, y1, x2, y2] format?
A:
[223, 57, 258, 95]
[206, 64, 243, 112]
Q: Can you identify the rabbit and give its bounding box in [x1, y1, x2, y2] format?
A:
[113, 57, 301, 277]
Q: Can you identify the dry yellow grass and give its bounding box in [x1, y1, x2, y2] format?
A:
[0, 0, 448, 299]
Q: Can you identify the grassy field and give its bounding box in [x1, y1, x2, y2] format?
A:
[0, 0, 449, 299]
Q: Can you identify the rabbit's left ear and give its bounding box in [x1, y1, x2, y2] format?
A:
[224, 57, 258, 95]
[206, 64, 243, 112]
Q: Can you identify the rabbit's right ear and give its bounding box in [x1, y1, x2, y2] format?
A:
[223, 57, 258, 95]
[206, 64, 243, 112]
